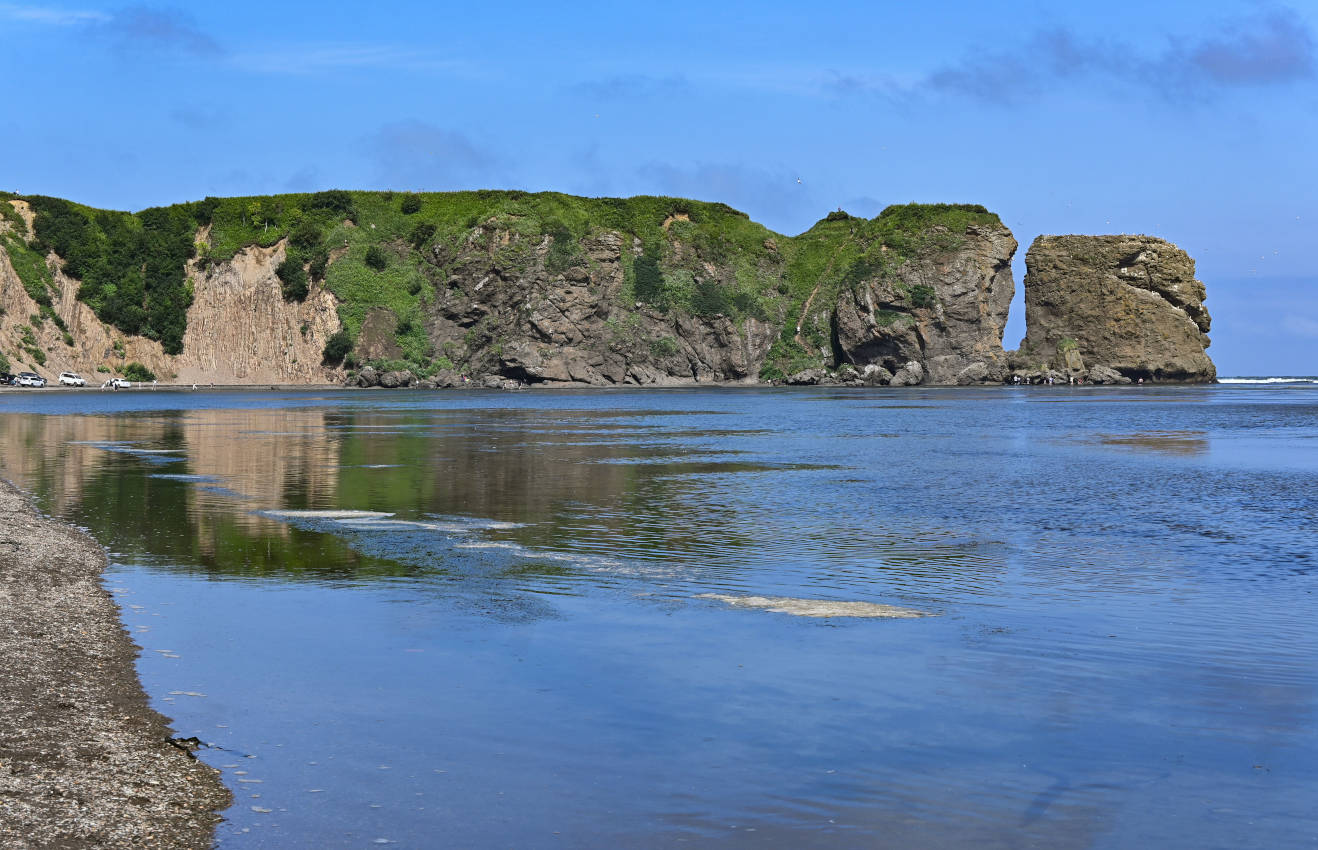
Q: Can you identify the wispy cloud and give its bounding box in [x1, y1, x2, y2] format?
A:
[284, 167, 324, 193]
[167, 104, 227, 129]
[363, 121, 505, 191]
[829, 5, 1316, 106]
[2, 4, 219, 54]
[98, 6, 219, 55]
[0, 3, 107, 25]
[1164, 7, 1315, 86]
[232, 43, 467, 75]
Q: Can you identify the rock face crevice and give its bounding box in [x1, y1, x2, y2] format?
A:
[1018, 235, 1215, 383]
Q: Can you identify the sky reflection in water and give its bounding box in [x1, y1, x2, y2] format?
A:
[1, 385, 1315, 848]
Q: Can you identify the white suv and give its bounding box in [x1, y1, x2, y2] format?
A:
[15, 372, 46, 387]
[58, 371, 86, 387]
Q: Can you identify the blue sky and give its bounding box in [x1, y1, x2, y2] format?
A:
[2, 1, 1315, 374]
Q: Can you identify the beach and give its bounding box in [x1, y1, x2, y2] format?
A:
[0, 480, 229, 849]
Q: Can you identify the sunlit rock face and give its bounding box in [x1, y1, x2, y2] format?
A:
[1019, 235, 1215, 383]
[830, 222, 1017, 385]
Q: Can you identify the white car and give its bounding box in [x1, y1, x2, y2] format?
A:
[102, 378, 131, 389]
[15, 372, 46, 387]
[58, 371, 86, 387]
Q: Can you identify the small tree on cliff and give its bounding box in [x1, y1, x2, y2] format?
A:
[322, 330, 353, 366]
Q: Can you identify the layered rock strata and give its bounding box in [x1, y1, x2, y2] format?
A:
[1019, 235, 1215, 382]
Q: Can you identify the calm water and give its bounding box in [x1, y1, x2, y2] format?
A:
[2, 386, 1316, 849]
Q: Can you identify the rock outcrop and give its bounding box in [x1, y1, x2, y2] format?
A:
[425, 226, 776, 387]
[831, 222, 1016, 384]
[1019, 235, 1214, 382]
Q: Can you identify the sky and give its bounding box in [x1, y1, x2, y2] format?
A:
[1, 0, 1315, 375]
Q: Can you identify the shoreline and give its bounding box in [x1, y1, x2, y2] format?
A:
[0, 480, 230, 848]
[0, 378, 1243, 394]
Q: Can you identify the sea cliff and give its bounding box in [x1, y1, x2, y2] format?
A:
[0, 191, 1214, 386]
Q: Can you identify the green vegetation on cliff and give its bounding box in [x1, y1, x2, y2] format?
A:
[3, 187, 1001, 380]
[17, 195, 201, 354]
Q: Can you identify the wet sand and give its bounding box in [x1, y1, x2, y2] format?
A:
[0, 480, 229, 849]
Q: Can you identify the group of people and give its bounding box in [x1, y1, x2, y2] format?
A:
[1010, 374, 1071, 386]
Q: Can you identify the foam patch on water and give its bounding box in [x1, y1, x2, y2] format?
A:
[150, 473, 221, 483]
[696, 593, 929, 618]
[456, 541, 527, 552]
[261, 509, 396, 521]
[421, 515, 524, 531]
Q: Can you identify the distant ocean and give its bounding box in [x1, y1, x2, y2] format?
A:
[1218, 376, 1318, 384]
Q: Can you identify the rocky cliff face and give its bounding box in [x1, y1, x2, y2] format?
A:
[396, 206, 1019, 389]
[420, 224, 777, 387]
[175, 240, 341, 384]
[1019, 235, 1215, 382]
[3, 193, 1221, 388]
[831, 222, 1016, 384]
[1, 198, 344, 384]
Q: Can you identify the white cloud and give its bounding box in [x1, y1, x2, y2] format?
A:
[0, 3, 108, 25]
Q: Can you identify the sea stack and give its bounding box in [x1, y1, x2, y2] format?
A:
[1019, 235, 1215, 382]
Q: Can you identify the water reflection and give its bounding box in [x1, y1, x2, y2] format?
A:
[1, 388, 1315, 849]
[1091, 430, 1210, 455]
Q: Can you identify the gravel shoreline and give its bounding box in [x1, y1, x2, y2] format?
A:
[0, 480, 230, 849]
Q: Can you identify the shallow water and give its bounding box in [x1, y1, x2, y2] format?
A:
[2, 385, 1316, 848]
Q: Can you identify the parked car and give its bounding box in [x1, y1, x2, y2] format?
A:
[0, 372, 14, 386]
[102, 378, 131, 389]
[15, 372, 46, 387]
[58, 371, 86, 387]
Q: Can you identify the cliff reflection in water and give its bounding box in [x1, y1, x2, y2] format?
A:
[0, 406, 792, 586]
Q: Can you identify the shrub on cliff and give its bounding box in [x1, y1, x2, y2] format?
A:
[322, 329, 353, 366]
[632, 251, 664, 304]
[545, 222, 579, 273]
[122, 362, 156, 382]
[276, 255, 309, 301]
[400, 194, 423, 215]
[309, 190, 356, 222]
[307, 246, 329, 281]
[364, 245, 388, 271]
[408, 222, 436, 250]
[288, 219, 323, 252]
[909, 284, 937, 308]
